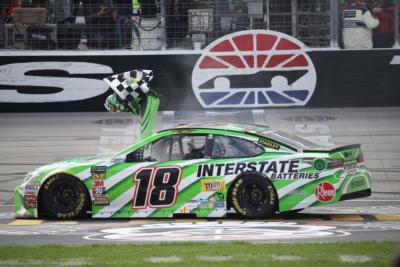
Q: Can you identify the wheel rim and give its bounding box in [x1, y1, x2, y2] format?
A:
[49, 182, 79, 211]
[241, 183, 268, 211]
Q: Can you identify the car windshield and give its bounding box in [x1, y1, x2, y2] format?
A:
[260, 130, 319, 150]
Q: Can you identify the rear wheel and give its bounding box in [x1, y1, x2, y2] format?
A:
[40, 175, 90, 219]
[230, 174, 277, 219]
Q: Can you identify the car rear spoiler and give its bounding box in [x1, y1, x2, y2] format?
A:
[303, 144, 361, 153]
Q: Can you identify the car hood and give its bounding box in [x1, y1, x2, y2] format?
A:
[25, 156, 108, 181]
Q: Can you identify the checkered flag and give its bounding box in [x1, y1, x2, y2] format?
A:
[103, 69, 154, 106]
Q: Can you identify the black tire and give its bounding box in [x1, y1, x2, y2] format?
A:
[40, 174, 90, 219]
[230, 174, 277, 219]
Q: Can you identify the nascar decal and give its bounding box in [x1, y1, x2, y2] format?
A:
[191, 30, 317, 108]
[196, 161, 319, 179]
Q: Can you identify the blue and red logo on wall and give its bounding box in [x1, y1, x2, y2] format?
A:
[191, 30, 317, 108]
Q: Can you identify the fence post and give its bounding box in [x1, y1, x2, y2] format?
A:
[265, 0, 270, 30]
[0, 15, 4, 49]
[291, 0, 296, 38]
[330, 0, 339, 48]
[160, 0, 166, 50]
[395, 1, 399, 47]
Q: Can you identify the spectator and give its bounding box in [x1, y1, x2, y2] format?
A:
[6, 0, 21, 17]
[342, 0, 379, 49]
[113, 0, 133, 47]
[54, 0, 75, 24]
[114, 0, 131, 17]
[0, 1, 8, 49]
[372, 0, 395, 48]
[84, 0, 117, 48]
[32, 0, 47, 7]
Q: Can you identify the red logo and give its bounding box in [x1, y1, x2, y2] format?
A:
[315, 182, 335, 202]
[93, 180, 105, 187]
[192, 30, 317, 108]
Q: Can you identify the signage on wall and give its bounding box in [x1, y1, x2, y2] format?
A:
[0, 35, 399, 111]
[191, 30, 317, 108]
[0, 62, 113, 103]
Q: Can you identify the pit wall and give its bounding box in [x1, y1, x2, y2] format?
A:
[0, 48, 399, 112]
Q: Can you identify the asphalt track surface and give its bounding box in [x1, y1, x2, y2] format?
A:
[0, 107, 399, 245]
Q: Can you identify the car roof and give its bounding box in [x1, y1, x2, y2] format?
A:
[158, 123, 270, 135]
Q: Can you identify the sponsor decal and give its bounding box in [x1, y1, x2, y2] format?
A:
[350, 178, 366, 189]
[213, 202, 226, 208]
[93, 187, 106, 195]
[91, 166, 109, 205]
[199, 198, 213, 209]
[191, 30, 317, 108]
[271, 172, 319, 179]
[93, 180, 105, 187]
[24, 182, 40, 209]
[92, 173, 106, 180]
[197, 161, 300, 177]
[344, 162, 358, 175]
[0, 62, 112, 103]
[196, 161, 319, 180]
[195, 195, 226, 209]
[313, 159, 326, 171]
[201, 179, 225, 192]
[288, 189, 306, 195]
[258, 139, 280, 150]
[25, 182, 40, 192]
[25, 194, 37, 208]
[92, 196, 109, 206]
[111, 157, 125, 163]
[215, 193, 224, 202]
[185, 201, 200, 210]
[315, 182, 335, 202]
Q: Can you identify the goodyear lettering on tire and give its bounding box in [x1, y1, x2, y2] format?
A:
[56, 193, 86, 219]
[268, 185, 276, 205]
[44, 175, 57, 190]
[231, 178, 247, 216]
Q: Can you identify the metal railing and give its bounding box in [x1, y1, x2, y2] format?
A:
[0, 0, 398, 50]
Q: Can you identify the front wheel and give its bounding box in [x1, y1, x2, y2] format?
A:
[230, 174, 277, 219]
[40, 175, 90, 219]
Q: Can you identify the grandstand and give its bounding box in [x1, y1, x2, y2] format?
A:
[0, 0, 398, 50]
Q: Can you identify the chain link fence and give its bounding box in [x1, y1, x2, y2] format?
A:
[0, 0, 398, 50]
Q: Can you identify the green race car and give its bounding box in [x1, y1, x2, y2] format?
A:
[15, 123, 372, 219]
